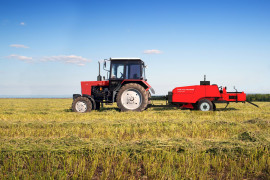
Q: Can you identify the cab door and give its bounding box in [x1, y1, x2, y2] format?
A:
[109, 61, 126, 91]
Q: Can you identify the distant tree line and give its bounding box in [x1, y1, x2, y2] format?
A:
[246, 94, 270, 102]
[151, 94, 270, 102]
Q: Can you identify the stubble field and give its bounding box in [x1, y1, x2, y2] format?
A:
[0, 99, 269, 179]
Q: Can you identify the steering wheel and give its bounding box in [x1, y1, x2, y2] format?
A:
[120, 72, 124, 79]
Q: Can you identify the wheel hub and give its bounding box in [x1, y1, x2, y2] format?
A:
[200, 102, 210, 111]
[75, 101, 87, 112]
[121, 89, 142, 110]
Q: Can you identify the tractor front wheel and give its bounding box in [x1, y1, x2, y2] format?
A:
[72, 96, 92, 113]
[117, 83, 148, 112]
[197, 99, 213, 111]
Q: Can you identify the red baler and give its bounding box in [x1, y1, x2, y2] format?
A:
[165, 76, 257, 111]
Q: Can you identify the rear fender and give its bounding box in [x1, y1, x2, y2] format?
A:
[197, 97, 216, 103]
[121, 80, 155, 94]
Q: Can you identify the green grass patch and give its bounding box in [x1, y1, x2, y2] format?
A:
[0, 99, 269, 179]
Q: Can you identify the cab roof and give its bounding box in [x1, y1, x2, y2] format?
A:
[110, 58, 142, 61]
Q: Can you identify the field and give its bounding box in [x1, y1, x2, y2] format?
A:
[0, 99, 269, 179]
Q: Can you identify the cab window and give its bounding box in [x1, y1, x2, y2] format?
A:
[111, 63, 124, 79]
[127, 64, 141, 79]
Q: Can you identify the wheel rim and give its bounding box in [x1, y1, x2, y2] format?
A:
[121, 88, 142, 110]
[200, 102, 210, 111]
[75, 101, 87, 112]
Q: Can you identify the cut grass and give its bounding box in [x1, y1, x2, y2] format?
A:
[0, 99, 269, 179]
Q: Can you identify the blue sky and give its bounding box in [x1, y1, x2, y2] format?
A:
[0, 0, 269, 96]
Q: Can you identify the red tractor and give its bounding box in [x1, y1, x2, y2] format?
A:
[72, 58, 155, 112]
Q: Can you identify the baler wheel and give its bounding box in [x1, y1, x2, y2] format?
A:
[117, 83, 148, 112]
[197, 99, 213, 111]
[72, 96, 92, 113]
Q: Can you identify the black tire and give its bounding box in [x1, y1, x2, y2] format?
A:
[72, 96, 92, 113]
[148, 91, 151, 104]
[213, 103, 216, 111]
[145, 91, 151, 110]
[197, 99, 213, 111]
[117, 83, 148, 112]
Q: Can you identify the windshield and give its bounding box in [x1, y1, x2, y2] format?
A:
[110, 60, 143, 80]
[111, 63, 124, 79]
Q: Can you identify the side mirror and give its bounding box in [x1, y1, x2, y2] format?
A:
[103, 59, 110, 72]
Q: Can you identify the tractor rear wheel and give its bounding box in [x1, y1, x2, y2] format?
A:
[213, 103, 216, 111]
[72, 96, 92, 113]
[197, 99, 213, 111]
[117, 83, 148, 112]
[145, 91, 151, 110]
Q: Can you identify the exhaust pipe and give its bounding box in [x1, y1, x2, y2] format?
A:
[97, 61, 102, 81]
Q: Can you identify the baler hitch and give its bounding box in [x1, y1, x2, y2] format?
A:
[225, 102, 229, 109]
[246, 101, 259, 108]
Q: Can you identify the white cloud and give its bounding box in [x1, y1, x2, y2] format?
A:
[40, 55, 91, 66]
[7, 54, 91, 66]
[8, 54, 33, 63]
[20, 22, 25, 26]
[143, 49, 162, 54]
[10, 44, 29, 48]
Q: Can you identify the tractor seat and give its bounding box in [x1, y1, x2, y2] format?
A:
[133, 74, 139, 79]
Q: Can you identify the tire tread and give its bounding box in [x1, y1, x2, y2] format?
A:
[72, 96, 92, 113]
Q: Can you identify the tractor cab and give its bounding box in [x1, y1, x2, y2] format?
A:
[104, 58, 146, 80]
[104, 58, 147, 91]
